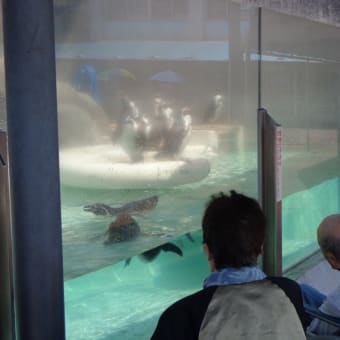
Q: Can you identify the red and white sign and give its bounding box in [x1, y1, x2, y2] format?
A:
[275, 127, 282, 202]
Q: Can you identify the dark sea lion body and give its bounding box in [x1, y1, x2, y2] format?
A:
[84, 195, 158, 216]
[104, 213, 140, 244]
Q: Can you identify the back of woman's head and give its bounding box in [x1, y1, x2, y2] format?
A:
[202, 190, 266, 269]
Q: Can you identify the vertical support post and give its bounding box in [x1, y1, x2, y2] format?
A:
[258, 108, 282, 276]
[229, 3, 245, 124]
[258, 7, 262, 109]
[0, 130, 15, 340]
[2, 1, 65, 339]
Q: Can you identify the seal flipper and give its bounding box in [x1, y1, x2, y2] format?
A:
[161, 242, 183, 257]
[124, 258, 132, 267]
[139, 242, 183, 263]
[83, 203, 115, 216]
[185, 232, 195, 243]
[83, 195, 158, 217]
[117, 195, 159, 215]
[139, 246, 162, 262]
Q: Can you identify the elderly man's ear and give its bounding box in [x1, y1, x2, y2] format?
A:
[325, 251, 340, 271]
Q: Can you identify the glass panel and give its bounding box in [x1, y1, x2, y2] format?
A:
[54, 0, 258, 338]
[0, 6, 6, 131]
[261, 9, 340, 270]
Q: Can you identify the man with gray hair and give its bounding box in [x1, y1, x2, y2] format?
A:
[300, 214, 340, 335]
[318, 215, 340, 270]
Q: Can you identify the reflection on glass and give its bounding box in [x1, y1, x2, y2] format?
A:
[54, 0, 258, 338]
[261, 9, 340, 270]
[0, 58, 6, 131]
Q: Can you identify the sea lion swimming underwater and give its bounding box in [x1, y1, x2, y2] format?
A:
[84, 195, 194, 264]
[102, 213, 187, 267]
[83, 195, 159, 216]
[124, 242, 183, 267]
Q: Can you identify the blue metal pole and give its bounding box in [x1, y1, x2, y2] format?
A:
[1, 0, 65, 339]
[0, 131, 15, 340]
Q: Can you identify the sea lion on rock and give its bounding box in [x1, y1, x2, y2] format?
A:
[113, 99, 150, 162]
[157, 106, 192, 158]
[84, 195, 159, 216]
[142, 97, 174, 151]
[118, 115, 146, 162]
[203, 94, 224, 123]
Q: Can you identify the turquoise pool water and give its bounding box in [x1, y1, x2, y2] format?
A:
[64, 232, 205, 339]
[282, 176, 340, 269]
[62, 143, 258, 339]
[62, 143, 339, 339]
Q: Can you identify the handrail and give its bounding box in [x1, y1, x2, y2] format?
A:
[305, 305, 340, 329]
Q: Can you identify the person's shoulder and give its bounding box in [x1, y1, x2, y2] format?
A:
[267, 275, 309, 329]
[266, 276, 303, 300]
[151, 286, 217, 340]
[267, 276, 300, 290]
[164, 286, 217, 313]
